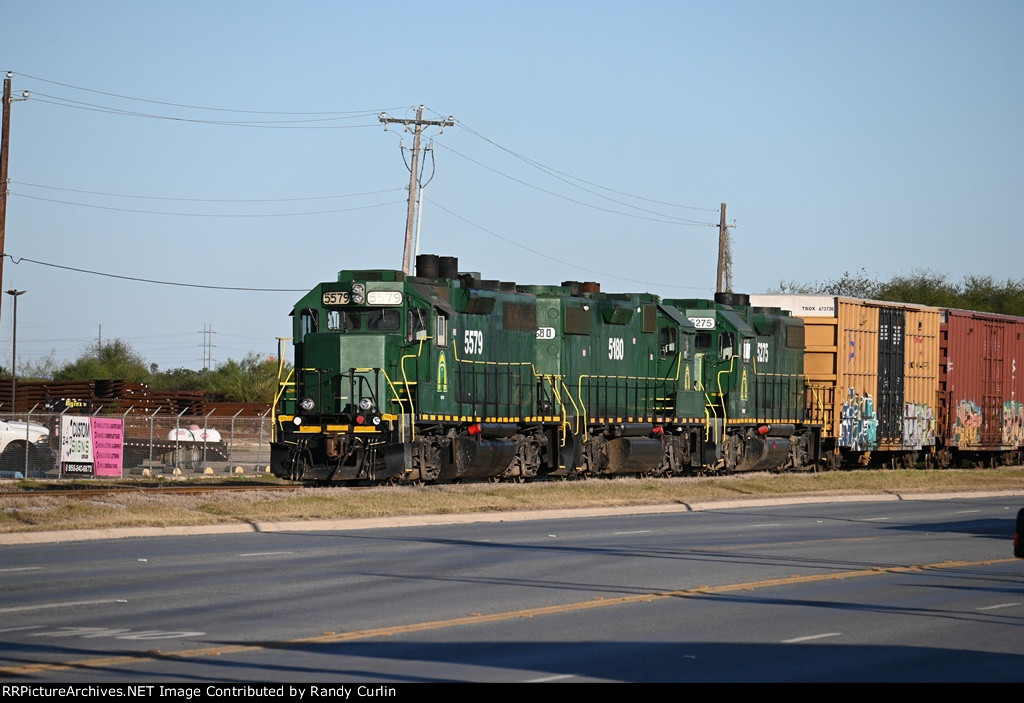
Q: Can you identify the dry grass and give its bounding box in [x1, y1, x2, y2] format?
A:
[1, 467, 1023, 534]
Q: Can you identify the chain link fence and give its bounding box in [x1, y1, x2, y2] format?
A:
[0, 410, 273, 479]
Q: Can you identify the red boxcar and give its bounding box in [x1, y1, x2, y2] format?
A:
[938, 308, 1024, 466]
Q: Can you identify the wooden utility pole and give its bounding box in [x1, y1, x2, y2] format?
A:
[0, 73, 12, 327]
[0, 72, 28, 328]
[715, 202, 733, 293]
[379, 106, 454, 274]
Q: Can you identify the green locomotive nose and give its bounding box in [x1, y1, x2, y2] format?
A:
[300, 334, 393, 415]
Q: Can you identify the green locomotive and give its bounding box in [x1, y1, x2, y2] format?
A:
[270, 255, 821, 483]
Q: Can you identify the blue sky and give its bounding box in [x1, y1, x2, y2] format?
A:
[2, 0, 1021, 374]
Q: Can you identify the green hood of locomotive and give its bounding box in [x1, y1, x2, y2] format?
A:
[300, 333, 400, 411]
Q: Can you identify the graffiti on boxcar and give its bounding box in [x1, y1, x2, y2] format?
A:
[840, 388, 877, 450]
[953, 400, 983, 447]
[902, 402, 935, 449]
[1003, 400, 1024, 446]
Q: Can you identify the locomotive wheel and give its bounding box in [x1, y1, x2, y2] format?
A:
[723, 435, 744, 472]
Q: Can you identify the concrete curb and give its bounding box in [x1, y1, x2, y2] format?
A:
[3, 490, 1022, 546]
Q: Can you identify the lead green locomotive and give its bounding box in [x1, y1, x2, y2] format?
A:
[270, 255, 821, 483]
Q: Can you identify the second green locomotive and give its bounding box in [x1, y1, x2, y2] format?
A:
[270, 255, 821, 483]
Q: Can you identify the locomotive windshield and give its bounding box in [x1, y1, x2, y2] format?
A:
[323, 308, 401, 332]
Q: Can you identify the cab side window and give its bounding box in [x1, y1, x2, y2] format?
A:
[659, 326, 677, 357]
[299, 308, 319, 342]
[408, 308, 428, 341]
[719, 332, 734, 360]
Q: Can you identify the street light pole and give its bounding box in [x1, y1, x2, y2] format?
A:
[6, 289, 24, 410]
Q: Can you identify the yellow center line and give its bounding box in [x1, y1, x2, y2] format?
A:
[2, 557, 1015, 677]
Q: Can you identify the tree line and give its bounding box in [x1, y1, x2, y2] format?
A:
[4, 340, 286, 404]
[774, 270, 1024, 317]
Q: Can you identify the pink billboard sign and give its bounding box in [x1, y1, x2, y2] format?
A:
[60, 415, 123, 477]
[91, 418, 124, 477]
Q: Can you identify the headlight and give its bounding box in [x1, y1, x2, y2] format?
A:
[292, 416, 303, 426]
[359, 397, 373, 411]
[299, 397, 316, 412]
[352, 283, 365, 304]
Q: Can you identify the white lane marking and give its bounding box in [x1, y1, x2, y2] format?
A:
[863, 517, 891, 521]
[956, 510, 981, 514]
[0, 566, 44, 572]
[782, 632, 842, 643]
[976, 602, 1021, 611]
[750, 523, 782, 528]
[27, 627, 205, 640]
[236, 551, 294, 557]
[0, 599, 127, 614]
[612, 530, 652, 535]
[524, 674, 576, 683]
[0, 626, 43, 634]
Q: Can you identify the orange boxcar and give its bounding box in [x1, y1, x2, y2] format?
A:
[750, 295, 941, 468]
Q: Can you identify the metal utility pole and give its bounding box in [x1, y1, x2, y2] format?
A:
[6, 288, 24, 409]
[715, 202, 733, 293]
[379, 106, 454, 274]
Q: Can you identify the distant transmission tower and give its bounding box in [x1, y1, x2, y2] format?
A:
[201, 324, 215, 370]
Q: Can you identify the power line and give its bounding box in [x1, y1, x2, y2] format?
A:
[4, 253, 308, 291]
[12, 74, 727, 291]
[29, 94, 386, 128]
[426, 197, 712, 291]
[16, 72, 412, 117]
[447, 115, 720, 214]
[436, 141, 713, 227]
[11, 180, 405, 203]
[9, 191, 406, 218]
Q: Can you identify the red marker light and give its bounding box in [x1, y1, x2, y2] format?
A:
[468, 423, 482, 436]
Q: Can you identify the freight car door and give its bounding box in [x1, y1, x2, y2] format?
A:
[981, 322, 1004, 445]
[877, 307, 906, 445]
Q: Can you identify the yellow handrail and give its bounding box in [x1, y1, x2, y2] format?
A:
[574, 353, 682, 427]
[271, 366, 297, 441]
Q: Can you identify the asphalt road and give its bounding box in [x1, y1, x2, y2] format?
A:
[1, 491, 1022, 682]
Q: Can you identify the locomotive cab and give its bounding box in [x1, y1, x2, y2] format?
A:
[664, 294, 819, 472]
[272, 270, 429, 483]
